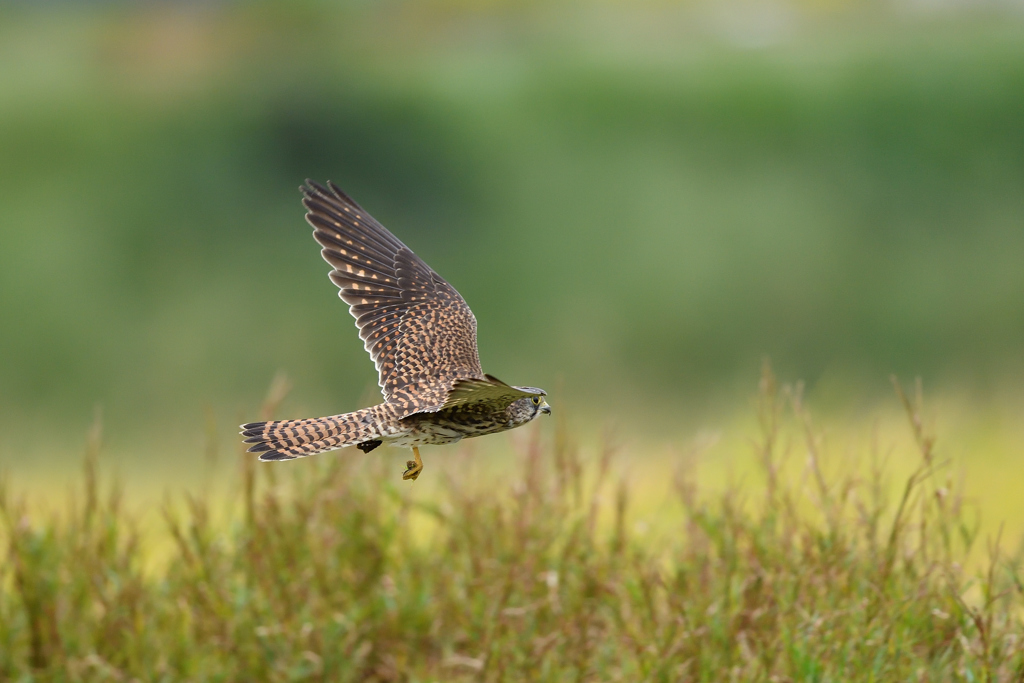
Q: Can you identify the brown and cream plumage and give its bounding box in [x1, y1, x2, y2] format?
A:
[240, 180, 550, 480]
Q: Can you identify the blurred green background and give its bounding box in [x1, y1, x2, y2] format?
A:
[1, 1, 1023, 481]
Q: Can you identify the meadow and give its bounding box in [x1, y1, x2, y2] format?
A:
[2, 3, 1024, 679]
[1, 369, 1022, 681]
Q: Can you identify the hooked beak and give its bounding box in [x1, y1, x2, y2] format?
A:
[539, 399, 551, 416]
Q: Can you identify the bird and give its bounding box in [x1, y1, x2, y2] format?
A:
[240, 180, 551, 481]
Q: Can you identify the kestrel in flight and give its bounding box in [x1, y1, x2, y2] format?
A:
[240, 180, 550, 481]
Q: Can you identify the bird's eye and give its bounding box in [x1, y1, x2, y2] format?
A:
[531, 396, 541, 405]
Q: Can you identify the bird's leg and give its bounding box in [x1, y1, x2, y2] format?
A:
[403, 446, 423, 481]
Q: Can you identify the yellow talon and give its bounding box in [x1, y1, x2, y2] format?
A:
[402, 446, 423, 481]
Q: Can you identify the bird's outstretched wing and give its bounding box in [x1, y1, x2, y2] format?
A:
[303, 180, 485, 417]
[440, 375, 544, 411]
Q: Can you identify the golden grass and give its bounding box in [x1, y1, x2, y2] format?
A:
[1, 367, 1022, 680]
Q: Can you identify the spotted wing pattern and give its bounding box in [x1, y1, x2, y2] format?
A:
[302, 180, 485, 417]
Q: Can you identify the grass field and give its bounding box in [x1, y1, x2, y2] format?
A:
[2, 369, 1022, 681]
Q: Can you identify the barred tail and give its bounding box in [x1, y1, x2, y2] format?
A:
[240, 404, 392, 462]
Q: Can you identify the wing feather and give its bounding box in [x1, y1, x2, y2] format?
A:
[302, 180, 485, 416]
[440, 377, 544, 411]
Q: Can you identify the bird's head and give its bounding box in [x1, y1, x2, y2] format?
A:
[507, 387, 551, 425]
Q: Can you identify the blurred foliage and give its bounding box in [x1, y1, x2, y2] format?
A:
[0, 2, 1023, 448]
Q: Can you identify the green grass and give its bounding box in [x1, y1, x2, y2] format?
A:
[2, 369, 1022, 681]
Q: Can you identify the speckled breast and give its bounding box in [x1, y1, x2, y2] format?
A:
[385, 408, 513, 448]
